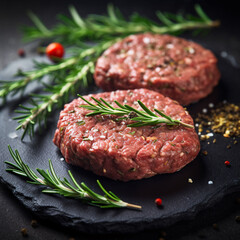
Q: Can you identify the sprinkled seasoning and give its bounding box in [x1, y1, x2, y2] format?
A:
[208, 180, 213, 185]
[128, 131, 136, 135]
[209, 103, 214, 108]
[195, 102, 240, 138]
[8, 132, 18, 139]
[202, 108, 208, 113]
[82, 136, 93, 141]
[68, 110, 75, 113]
[20, 228, 28, 237]
[200, 134, 210, 141]
[76, 120, 85, 126]
[202, 150, 208, 156]
[188, 178, 193, 183]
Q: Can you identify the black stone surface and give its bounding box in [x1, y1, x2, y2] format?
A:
[1, 0, 240, 239]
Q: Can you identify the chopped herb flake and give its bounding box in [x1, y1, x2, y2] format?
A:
[128, 131, 136, 135]
[82, 136, 93, 141]
[76, 120, 85, 126]
[68, 110, 75, 113]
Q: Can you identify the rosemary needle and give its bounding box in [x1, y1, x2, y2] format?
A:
[78, 95, 194, 129]
[5, 145, 141, 210]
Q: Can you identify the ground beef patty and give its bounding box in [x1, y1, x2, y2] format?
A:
[94, 33, 220, 105]
[53, 89, 200, 181]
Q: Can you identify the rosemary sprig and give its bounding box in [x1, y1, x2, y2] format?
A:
[11, 39, 120, 140]
[1, 4, 217, 139]
[5, 145, 141, 209]
[23, 4, 219, 44]
[14, 60, 95, 140]
[78, 95, 194, 129]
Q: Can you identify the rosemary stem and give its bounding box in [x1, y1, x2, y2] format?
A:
[150, 20, 220, 34]
[126, 203, 142, 209]
[0, 77, 32, 98]
[0, 57, 77, 99]
[177, 120, 194, 129]
[19, 61, 94, 130]
[25, 18, 219, 41]
[35, 177, 45, 185]
[31, 57, 77, 78]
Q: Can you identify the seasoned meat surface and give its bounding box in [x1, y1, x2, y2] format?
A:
[53, 89, 200, 181]
[94, 33, 220, 105]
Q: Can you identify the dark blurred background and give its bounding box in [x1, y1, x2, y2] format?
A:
[0, 0, 240, 239]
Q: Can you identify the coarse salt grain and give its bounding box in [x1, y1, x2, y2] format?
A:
[8, 132, 18, 139]
[60, 157, 64, 161]
[209, 103, 214, 108]
[202, 108, 208, 113]
[208, 180, 213, 185]
[188, 47, 195, 54]
[221, 51, 227, 58]
[207, 132, 214, 137]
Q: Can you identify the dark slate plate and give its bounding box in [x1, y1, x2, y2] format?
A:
[0, 35, 240, 234]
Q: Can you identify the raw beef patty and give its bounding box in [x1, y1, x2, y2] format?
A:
[53, 89, 200, 181]
[94, 33, 220, 105]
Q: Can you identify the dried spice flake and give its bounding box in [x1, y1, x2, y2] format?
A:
[31, 219, 38, 228]
[20, 228, 28, 237]
[195, 102, 240, 138]
[202, 150, 208, 156]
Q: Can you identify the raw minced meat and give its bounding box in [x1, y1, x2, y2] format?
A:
[53, 89, 200, 181]
[94, 33, 220, 105]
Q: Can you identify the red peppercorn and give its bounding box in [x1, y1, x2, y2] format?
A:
[46, 42, 64, 62]
[224, 160, 230, 166]
[155, 198, 162, 206]
[18, 48, 25, 57]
